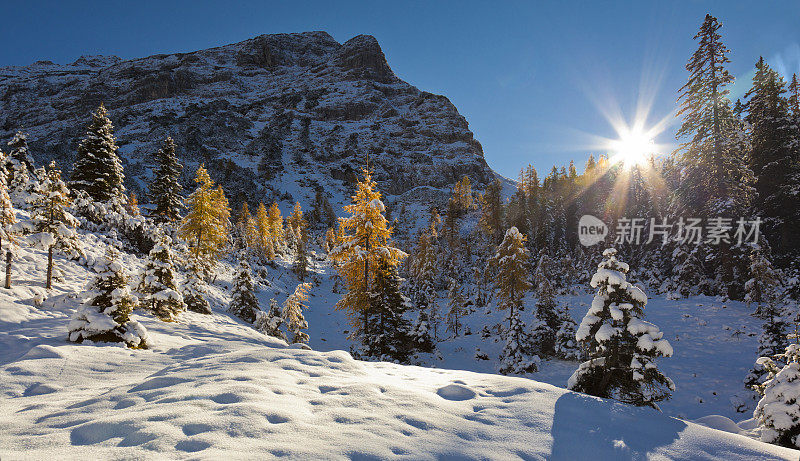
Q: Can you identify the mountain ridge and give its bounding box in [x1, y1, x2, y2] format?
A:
[0, 31, 497, 223]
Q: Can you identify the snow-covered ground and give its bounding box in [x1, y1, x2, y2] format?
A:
[1, 231, 797, 459]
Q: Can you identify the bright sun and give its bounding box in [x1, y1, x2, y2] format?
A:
[609, 129, 654, 168]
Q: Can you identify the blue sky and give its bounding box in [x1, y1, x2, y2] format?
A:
[2, 1, 799, 178]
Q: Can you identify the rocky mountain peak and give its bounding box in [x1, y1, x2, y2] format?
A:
[0, 31, 496, 231]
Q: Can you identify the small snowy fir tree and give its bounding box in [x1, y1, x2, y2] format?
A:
[0, 151, 17, 256]
[554, 304, 581, 360]
[182, 259, 211, 314]
[753, 331, 800, 449]
[254, 298, 286, 341]
[5, 131, 35, 206]
[532, 254, 560, 357]
[148, 137, 184, 223]
[569, 248, 675, 409]
[489, 227, 538, 374]
[284, 282, 311, 345]
[31, 162, 81, 289]
[445, 277, 468, 338]
[138, 235, 186, 321]
[70, 104, 126, 202]
[746, 304, 789, 391]
[68, 249, 149, 348]
[229, 257, 260, 323]
[745, 247, 781, 318]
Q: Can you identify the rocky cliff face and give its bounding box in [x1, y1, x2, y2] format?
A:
[0, 31, 495, 218]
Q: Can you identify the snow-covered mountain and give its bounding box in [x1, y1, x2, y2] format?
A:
[1, 224, 797, 460]
[0, 31, 496, 212]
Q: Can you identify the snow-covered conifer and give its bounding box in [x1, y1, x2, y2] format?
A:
[229, 256, 260, 323]
[532, 254, 560, 356]
[554, 305, 581, 360]
[254, 298, 286, 341]
[0, 151, 16, 256]
[753, 332, 800, 449]
[746, 304, 789, 390]
[445, 277, 468, 338]
[68, 249, 149, 348]
[745, 247, 781, 318]
[489, 227, 538, 374]
[148, 137, 183, 223]
[365, 259, 415, 361]
[284, 282, 311, 344]
[70, 104, 126, 202]
[31, 162, 81, 289]
[569, 248, 674, 409]
[138, 235, 186, 321]
[182, 259, 211, 314]
[5, 131, 35, 206]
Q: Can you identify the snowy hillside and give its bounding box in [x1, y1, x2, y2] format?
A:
[1, 228, 797, 459]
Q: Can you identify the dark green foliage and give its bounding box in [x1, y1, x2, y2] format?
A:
[70, 104, 126, 202]
[149, 137, 184, 223]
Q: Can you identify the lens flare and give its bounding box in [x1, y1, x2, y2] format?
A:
[609, 129, 655, 168]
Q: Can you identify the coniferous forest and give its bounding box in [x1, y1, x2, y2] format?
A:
[1, 9, 799, 459]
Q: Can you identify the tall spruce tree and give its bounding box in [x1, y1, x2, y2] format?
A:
[363, 259, 415, 361]
[5, 131, 35, 204]
[745, 58, 800, 260]
[149, 137, 184, 223]
[569, 248, 674, 409]
[70, 104, 126, 203]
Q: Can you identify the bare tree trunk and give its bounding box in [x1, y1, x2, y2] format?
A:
[5, 251, 11, 289]
[46, 246, 53, 290]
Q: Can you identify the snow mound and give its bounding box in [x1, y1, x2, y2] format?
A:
[436, 383, 476, 401]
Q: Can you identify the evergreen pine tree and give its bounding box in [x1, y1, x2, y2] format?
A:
[532, 254, 560, 356]
[745, 247, 781, 317]
[178, 165, 231, 278]
[569, 248, 674, 409]
[554, 304, 581, 360]
[5, 131, 35, 205]
[255, 298, 287, 341]
[148, 137, 184, 223]
[229, 257, 260, 323]
[489, 227, 538, 374]
[70, 104, 126, 203]
[138, 235, 186, 321]
[409, 225, 440, 342]
[364, 259, 415, 361]
[445, 277, 468, 338]
[746, 306, 789, 391]
[753, 331, 800, 449]
[0, 150, 17, 260]
[744, 58, 800, 260]
[284, 282, 311, 344]
[68, 248, 149, 348]
[182, 259, 211, 314]
[31, 162, 81, 289]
